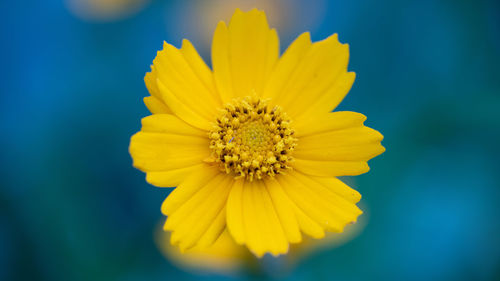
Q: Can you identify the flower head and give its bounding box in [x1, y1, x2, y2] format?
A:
[130, 8, 385, 257]
[206, 96, 297, 180]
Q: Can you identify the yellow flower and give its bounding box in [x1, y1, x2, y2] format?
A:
[66, 0, 149, 21]
[130, 8, 385, 257]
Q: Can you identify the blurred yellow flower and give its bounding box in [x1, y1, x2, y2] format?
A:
[156, 229, 250, 274]
[130, 9, 384, 257]
[66, 0, 149, 21]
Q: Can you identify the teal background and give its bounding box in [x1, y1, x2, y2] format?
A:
[1, 0, 499, 280]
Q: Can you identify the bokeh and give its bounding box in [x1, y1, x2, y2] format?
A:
[1, 0, 499, 280]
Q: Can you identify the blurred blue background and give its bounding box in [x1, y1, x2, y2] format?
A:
[1, 0, 499, 280]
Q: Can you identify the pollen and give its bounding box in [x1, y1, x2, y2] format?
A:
[207, 96, 297, 181]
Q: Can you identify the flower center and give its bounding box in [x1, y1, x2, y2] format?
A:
[207, 97, 297, 181]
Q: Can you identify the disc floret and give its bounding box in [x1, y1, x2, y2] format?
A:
[207, 97, 297, 181]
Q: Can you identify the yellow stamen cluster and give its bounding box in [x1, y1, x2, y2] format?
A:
[207, 97, 297, 181]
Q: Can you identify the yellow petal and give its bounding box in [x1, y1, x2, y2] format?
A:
[296, 72, 355, 120]
[161, 164, 219, 215]
[290, 172, 362, 221]
[292, 204, 325, 239]
[144, 70, 167, 109]
[276, 172, 362, 233]
[129, 114, 210, 186]
[179, 39, 219, 100]
[129, 131, 209, 172]
[263, 178, 302, 244]
[211, 21, 232, 103]
[143, 96, 171, 114]
[147, 39, 222, 129]
[140, 114, 207, 137]
[277, 175, 342, 232]
[165, 173, 227, 230]
[226, 179, 245, 244]
[269, 175, 324, 239]
[146, 165, 201, 188]
[129, 147, 205, 173]
[241, 180, 264, 256]
[307, 175, 361, 204]
[156, 79, 212, 130]
[240, 181, 288, 257]
[154, 41, 221, 116]
[255, 182, 289, 256]
[293, 112, 384, 177]
[167, 174, 233, 250]
[228, 180, 297, 257]
[297, 127, 384, 151]
[293, 158, 369, 177]
[197, 205, 227, 248]
[144, 60, 172, 115]
[212, 8, 279, 102]
[264, 33, 353, 117]
[295, 143, 385, 162]
[294, 111, 366, 137]
[293, 112, 385, 176]
[262, 32, 312, 102]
